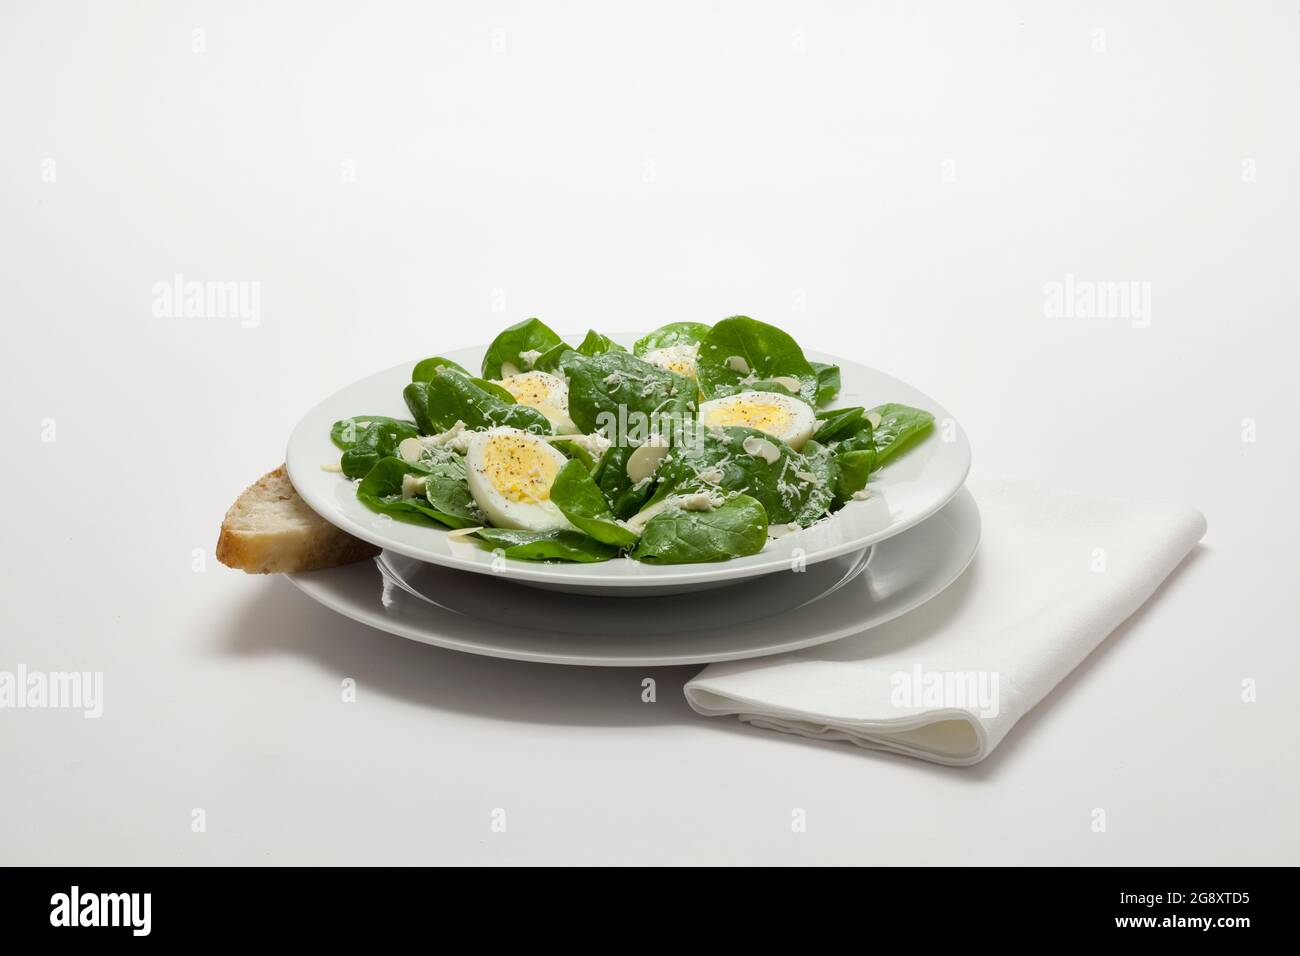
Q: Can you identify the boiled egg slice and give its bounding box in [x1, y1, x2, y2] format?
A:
[643, 342, 700, 380]
[464, 427, 573, 532]
[496, 370, 576, 433]
[698, 390, 816, 451]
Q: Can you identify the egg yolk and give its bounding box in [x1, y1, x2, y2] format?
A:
[702, 397, 793, 435]
[648, 345, 698, 379]
[499, 374, 555, 407]
[481, 434, 561, 503]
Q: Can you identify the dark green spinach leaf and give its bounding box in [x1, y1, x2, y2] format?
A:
[813, 406, 864, 443]
[810, 361, 841, 404]
[869, 403, 935, 465]
[340, 419, 420, 479]
[560, 350, 696, 435]
[631, 494, 768, 564]
[575, 330, 626, 357]
[592, 445, 654, 519]
[549, 459, 639, 547]
[473, 527, 616, 563]
[633, 321, 712, 355]
[481, 318, 565, 379]
[649, 425, 834, 526]
[331, 415, 417, 451]
[356, 456, 483, 529]
[696, 316, 818, 405]
[412, 356, 470, 382]
[403, 371, 551, 436]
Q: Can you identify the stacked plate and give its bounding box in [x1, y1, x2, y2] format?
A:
[285, 340, 977, 666]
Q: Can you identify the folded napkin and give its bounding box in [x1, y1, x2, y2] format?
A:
[684, 478, 1206, 766]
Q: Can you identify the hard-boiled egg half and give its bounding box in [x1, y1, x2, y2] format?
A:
[496, 370, 576, 433]
[643, 342, 700, 380]
[464, 427, 572, 532]
[698, 390, 816, 451]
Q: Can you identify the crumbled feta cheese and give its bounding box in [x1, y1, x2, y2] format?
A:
[421, 420, 472, 455]
[679, 491, 723, 511]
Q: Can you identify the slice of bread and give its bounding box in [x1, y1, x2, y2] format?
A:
[217, 465, 379, 573]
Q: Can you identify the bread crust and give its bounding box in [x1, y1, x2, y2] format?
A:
[217, 465, 379, 574]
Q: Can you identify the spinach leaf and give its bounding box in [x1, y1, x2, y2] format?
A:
[469, 376, 518, 404]
[412, 356, 470, 382]
[551, 439, 598, 472]
[559, 350, 696, 435]
[834, 448, 876, 503]
[403, 371, 551, 436]
[575, 330, 626, 357]
[473, 528, 616, 563]
[481, 318, 565, 379]
[633, 321, 712, 355]
[330, 415, 417, 451]
[356, 456, 483, 529]
[813, 406, 864, 443]
[549, 459, 639, 547]
[530, 343, 573, 372]
[810, 361, 841, 404]
[420, 451, 487, 528]
[340, 419, 420, 479]
[869, 403, 935, 465]
[696, 316, 818, 405]
[650, 425, 835, 526]
[592, 445, 654, 519]
[631, 494, 768, 564]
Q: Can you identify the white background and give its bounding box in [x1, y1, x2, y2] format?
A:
[2, 1, 1297, 864]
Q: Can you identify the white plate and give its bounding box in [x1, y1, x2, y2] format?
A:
[285, 487, 980, 667]
[286, 334, 971, 592]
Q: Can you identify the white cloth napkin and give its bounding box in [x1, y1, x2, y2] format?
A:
[684, 478, 1206, 766]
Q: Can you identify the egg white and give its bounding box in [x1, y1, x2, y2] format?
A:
[464, 427, 573, 532]
[698, 390, 816, 451]
[495, 370, 576, 433]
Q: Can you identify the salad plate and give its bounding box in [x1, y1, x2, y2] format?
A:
[286, 325, 970, 594]
[284, 487, 981, 667]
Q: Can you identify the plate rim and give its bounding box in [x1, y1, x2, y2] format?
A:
[286, 336, 971, 588]
[284, 487, 981, 667]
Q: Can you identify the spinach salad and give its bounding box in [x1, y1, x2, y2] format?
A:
[329, 316, 934, 565]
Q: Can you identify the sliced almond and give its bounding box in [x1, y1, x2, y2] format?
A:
[626, 437, 671, 483]
[624, 497, 672, 533]
[866, 410, 883, 429]
[725, 355, 751, 374]
[397, 436, 424, 462]
[771, 375, 802, 393]
[446, 526, 483, 539]
[742, 435, 781, 464]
